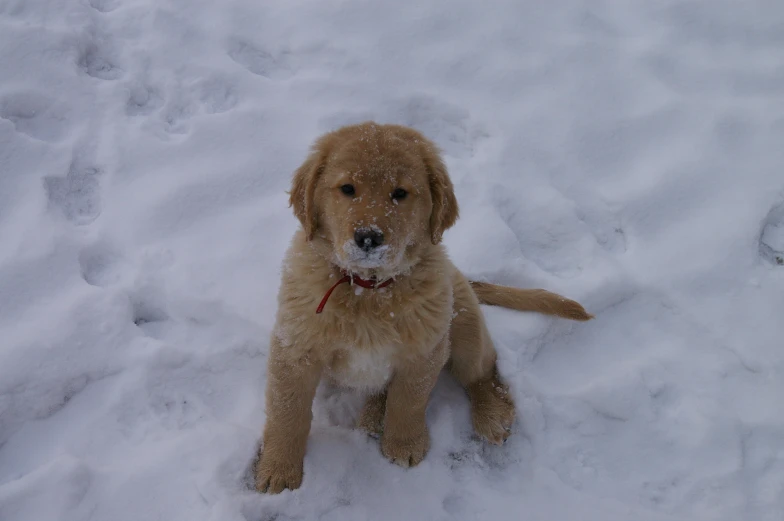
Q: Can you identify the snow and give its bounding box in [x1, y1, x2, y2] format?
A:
[1, 0, 783, 520]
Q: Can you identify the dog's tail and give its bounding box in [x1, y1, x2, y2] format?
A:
[468, 281, 593, 321]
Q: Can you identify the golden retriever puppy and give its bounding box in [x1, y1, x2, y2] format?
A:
[255, 122, 592, 493]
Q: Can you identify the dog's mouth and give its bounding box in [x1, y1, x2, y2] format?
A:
[340, 241, 391, 270]
[325, 231, 417, 281]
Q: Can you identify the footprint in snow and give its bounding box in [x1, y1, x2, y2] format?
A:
[390, 95, 489, 159]
[321, 94, 489, 159]
[0, 91, 72, 142]
[125, 83, 164, 116]
[442, 493, 478, 518]
[759, 202, 784, 266]
[129, 292, 169, 329]
[44, 162, 102, 225]
[128, 290, 174, 340]
[88, 0, 121, 13]
[196, 76, 239, 114]
[227, 39, 293, 80]
[131, 75, 239, 139]
[446, 447, 486, 471]
[78, 241, 127, 288]
[160, 98, 198, 136]
[78, 42, 123, 80]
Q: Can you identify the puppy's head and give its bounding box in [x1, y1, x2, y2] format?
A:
[289, 122, 458, 278]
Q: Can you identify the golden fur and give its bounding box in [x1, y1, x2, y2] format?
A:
[255, 122, 591, 493]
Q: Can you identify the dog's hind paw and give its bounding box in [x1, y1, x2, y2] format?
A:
[468, 372, 516, 445]
[357, 391, 386, 438]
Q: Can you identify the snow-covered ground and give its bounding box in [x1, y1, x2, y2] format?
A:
[1, 0, 784, 519]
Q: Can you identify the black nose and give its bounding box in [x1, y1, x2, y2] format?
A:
[354, 229, 384, 251]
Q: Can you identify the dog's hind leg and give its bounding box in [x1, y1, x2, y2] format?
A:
[357, 390, 387, 437]
[448, 271, 516, 445]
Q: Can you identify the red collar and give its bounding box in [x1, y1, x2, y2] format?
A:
[316, 272, 394, 314]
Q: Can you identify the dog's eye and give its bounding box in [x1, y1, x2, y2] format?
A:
[391, 188, 407, 200]
[340, 184, 356, 196]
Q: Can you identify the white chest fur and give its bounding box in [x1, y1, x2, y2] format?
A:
[326, 344, 396, 391]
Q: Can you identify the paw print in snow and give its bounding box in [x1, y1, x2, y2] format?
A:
[195, 76, 238, 114]
[44, 162, 102, 225]
[78, 240, 127, 287]
[125, 83, 164, 116]
[0, 91, 71, 142]
[760, 202, 784, 266]
[321, 95, 489, 159]
[78, 43, 122, 80]
[89, 0, 121, 12]
[227, 39, 293, 80]
[128, 75, 240, 139]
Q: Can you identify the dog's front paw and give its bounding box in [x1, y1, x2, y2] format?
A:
[255, 453, 304, 494]
[381, 429, 430, 468]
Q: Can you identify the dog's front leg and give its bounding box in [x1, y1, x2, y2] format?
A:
[381, 337, 448, 468]
[255, 338, 322, 493]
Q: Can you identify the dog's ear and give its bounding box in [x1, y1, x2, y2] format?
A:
[289, 143, 328, 241]
[421, 142, 459, 244]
